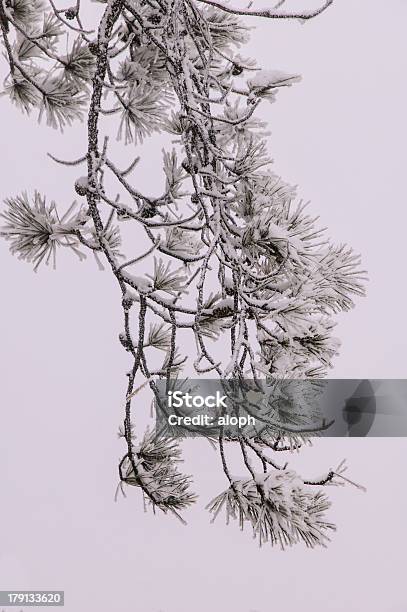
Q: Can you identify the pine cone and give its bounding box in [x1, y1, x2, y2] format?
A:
[65, 7, 77, 20]
[232, 64, 243, 76]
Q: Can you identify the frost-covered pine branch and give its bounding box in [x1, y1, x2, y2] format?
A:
[1, 0, 366, 547]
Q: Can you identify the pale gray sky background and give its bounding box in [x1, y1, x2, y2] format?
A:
[1, 1, 406, 611]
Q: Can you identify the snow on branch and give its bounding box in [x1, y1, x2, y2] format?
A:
[0, 0, 365, 547]
[195, 0, 334, 20]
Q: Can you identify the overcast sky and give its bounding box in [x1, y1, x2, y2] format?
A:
[1, 1, 406, 611]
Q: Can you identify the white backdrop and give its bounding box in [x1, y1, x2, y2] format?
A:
[1, 1, 406, 610]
